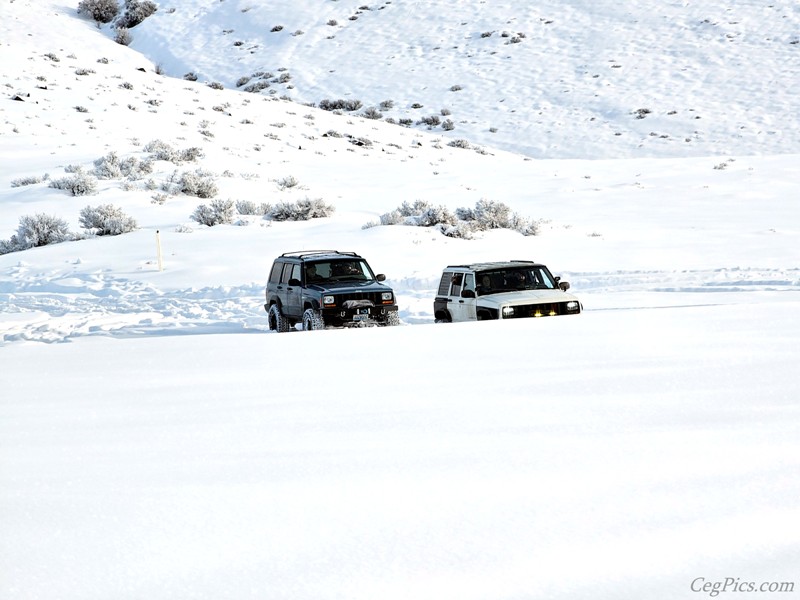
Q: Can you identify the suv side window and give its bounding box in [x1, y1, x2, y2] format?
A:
[450, 273, 464, 297]
[280, 263, 295, 284]
[437, 272, 452, 296]
[269, 262, 283, 284]
[463, 273, 475, 294]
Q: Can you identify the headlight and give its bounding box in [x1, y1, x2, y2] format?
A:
[502, 306, 514, 317]
[566, 301, 579, 311]
[381, 292, 393, 303]
[323, 295, 335, 305]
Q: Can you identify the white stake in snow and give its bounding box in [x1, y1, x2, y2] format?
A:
[155, 230, 163, 271]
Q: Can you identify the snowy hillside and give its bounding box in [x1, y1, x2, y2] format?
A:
[1, 1, 799, 599]
[125, 0, 800, 159]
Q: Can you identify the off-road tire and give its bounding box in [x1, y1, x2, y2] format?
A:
[434, 312, 451, 323]
[268, 303, 290, 333]
[386, 311, 401, 326]
[302, 308, 325, 331]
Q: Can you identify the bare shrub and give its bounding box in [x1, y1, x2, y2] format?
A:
[79, 204, 138, 235]
[362, 107, 382, 120]
[319, 98, 363, 112]
[115, 0, 157, 29]
[417, 115, 441, 128]
[448, 139, 471, 149]
[78, 0, 119, 23]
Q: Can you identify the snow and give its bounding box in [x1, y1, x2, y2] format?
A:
[1, 1, 799, 599]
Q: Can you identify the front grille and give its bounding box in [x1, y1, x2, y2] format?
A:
[335, 291, 386, 306]
[504, 302, 579, 318]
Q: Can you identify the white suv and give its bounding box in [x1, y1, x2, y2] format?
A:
[433, 261, 582, 322]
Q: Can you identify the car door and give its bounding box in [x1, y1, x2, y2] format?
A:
[283, 263, 303, 318]
[448, 273, 477, 322]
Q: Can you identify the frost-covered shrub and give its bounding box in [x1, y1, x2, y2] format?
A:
[457, 199, 540, 236]
[92, 151, 152, 180]
[11, 174, 48, 187]
[379, 210, 404, 225]
[6, 213, 72, 251]
[115, 0, 157, 29]
[190, 199, 235, 226]
[49, 172, 98, 196]
[235, 200, 271, 215]
[180, 147, 203, 162]
[442, 119, 455, 131]
[114, 27, 132, 46]
[409, 205, 456, 227]
[267, 198, 335, 221]
[79, 204, 138, 236]
[78, 0, 119, 23]
[180, 170, 218, 198]
[184, 72, 198, 81]
[275, 175, 300, 190]
[143, 140, 203, 164]
[367, 199, 539, 237]
[398, 200, 431, 216]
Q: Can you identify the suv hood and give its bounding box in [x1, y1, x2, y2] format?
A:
[477, 288, 578, 307]
[307, 280, 392, 294]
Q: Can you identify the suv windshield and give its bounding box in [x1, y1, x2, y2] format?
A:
[305, 259, 374, 283]
[475, 267, 556, 295]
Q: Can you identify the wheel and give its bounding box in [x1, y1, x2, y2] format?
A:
[434, 312, 451, 323]
[385, 311, 401, 326]
[302, 308, 325, 331]
[268, 303, 290, 333]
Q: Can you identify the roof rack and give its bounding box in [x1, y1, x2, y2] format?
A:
[280, 250, 360, 259]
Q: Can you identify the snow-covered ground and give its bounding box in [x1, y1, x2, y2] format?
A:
[1, 1, 799, 599]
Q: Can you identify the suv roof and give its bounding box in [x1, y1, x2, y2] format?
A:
[279, 250, 362, 261]
[445, 260, 542, 271]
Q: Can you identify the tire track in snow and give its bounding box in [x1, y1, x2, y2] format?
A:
[2, 267, 799, 344]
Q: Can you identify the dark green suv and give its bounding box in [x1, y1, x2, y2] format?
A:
[265, 250, 400, 331]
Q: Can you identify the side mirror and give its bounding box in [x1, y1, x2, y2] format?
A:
[289, 278, 301, 286]
[558, 281, 571, 292]
[461, 289, 476, 298]
[375, 274, 386, 282]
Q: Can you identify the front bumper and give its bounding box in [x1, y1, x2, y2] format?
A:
[321, 304, 398, 327]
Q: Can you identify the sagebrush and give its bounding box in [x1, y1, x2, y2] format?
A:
[79, 204, 138, 236]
